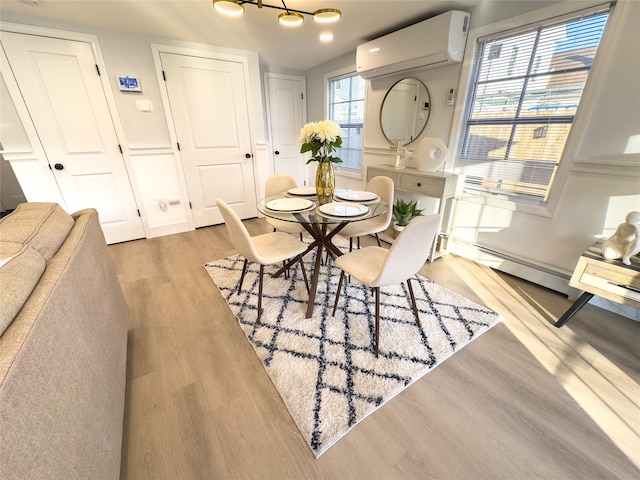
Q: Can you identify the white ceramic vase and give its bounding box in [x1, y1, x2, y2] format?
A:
[409, 137, 450, 172]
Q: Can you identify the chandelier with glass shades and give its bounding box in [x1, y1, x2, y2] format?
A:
[212, 0, 341, 27]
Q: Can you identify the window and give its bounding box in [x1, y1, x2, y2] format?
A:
[457, 11, 609, 203]
[328, 72, 365, 173]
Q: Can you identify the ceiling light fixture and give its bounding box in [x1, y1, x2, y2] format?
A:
[312, 9, 341, 23]
[213, 0, 341, 27]
[278, 11, 304, 27]
[213, 0, 245, 16]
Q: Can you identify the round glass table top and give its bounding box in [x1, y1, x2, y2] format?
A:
[257, 190, 388, 225]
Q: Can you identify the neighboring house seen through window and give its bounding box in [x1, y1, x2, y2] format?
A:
[328, 73, 365, 173]
[456, 10, 609, 203]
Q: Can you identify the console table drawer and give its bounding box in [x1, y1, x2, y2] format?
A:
[368, 170, 400, 186]
[556, 239, 640, 327]
[399, 174, 446, 196]
[570, 255, 640, 306]
[366, 163, 461, 262]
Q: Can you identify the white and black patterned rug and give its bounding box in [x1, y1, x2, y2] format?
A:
[204, 244, 501, 458]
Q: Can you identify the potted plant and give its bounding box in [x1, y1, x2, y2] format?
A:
[392, 199, 423, 237]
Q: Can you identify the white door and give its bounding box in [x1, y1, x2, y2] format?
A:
[159, 52, 257, 227]
[0, 32, 144, 244]
[266, 74, 307, 187]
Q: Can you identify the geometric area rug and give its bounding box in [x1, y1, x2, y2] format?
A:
[204, 242, 501, 458]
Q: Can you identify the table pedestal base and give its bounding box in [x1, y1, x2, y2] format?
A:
[273, 219, 348, 318]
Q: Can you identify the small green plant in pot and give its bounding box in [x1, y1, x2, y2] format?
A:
[392, 199, 423, 237]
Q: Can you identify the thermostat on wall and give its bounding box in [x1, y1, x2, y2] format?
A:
[117, 76, 141, 92]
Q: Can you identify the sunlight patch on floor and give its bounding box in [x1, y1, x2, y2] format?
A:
[454, 258, 640, 468]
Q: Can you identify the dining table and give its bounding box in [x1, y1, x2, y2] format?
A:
[257, 187, 389, 318]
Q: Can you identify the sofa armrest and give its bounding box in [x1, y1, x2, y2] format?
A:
[0, 208, 128, 480]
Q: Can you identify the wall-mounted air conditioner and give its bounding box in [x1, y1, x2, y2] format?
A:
[356, 10, 471, 79]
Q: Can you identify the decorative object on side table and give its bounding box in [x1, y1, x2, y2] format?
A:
[392, 198, 423, 238]
[601, 211, 640, 265]
[388, 140, 406, 169]
[408, 136, 450, 172]
[299, 119, 343, 205]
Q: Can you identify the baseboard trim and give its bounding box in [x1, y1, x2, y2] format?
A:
[448, 238, 572, 295]
[449, 238, 640, 321]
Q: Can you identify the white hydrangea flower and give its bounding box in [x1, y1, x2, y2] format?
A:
[299, 122, 319, 144]
[316, 120, 342, 143]
[299, 120, 342, 144]
[299, 119, 343, 164]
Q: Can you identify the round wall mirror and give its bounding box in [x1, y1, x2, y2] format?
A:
[380, 78, 431, 145]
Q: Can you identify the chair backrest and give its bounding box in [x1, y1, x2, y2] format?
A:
[366, 176, 394, 226]
[373, 214, 441, 287]
[216, 198, 261, 263]
[266, 174, 298, 196]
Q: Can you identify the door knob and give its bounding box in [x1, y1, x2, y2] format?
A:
[54, 163, 64, 170]
[245, 153, 252, 159]
[275, 150, 280, 155]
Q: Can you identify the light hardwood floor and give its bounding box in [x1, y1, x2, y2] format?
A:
[111, 219, 640, 480]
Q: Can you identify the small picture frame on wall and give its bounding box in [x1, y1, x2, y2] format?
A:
[117, 76, 142, 92]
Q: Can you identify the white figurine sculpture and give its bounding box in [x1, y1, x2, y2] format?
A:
[601, 211, 640, 265]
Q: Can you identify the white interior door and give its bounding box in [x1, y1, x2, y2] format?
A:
[266, 74, 306, 187]
[0, 32, 144, 244]
[160, 52, 257, 227]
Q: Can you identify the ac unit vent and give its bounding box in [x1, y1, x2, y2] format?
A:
[356, 10, 471, 79]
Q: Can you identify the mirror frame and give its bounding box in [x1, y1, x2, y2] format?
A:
[379, 77, 431, 146]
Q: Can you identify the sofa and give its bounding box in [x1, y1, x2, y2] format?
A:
[0, 203, 128, 480]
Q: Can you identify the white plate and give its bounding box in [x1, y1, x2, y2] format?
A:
[287, 187, 317, 196]
[318, 202, 369, 218]
[335, 190, 379, 202]
[266, 198, 314, 212]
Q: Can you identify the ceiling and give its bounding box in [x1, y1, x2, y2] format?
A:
[0, 0, 482, 70]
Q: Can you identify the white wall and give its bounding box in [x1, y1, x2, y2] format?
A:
[0, 16, 268, 236]
[448, 0, 640, 287]
[305, 0, 640, 318]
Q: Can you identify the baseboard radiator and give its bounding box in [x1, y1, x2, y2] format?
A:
[448, 237, 640, 321]
[448, 237, 572, 295]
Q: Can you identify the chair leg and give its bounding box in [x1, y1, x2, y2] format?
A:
[357, 237, 361, 249]
[407, 278, 421, 328]
[349, 237, 353, 252]
[238, 258, 249, 294]
[257, 264, 264, 323]
[374, 287, 380, 357]
[375, 233, 381, 247]
[332, 271, 346, 316]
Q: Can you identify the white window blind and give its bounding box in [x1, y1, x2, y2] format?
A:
[328, 73, 365, 173]
[457, 10, 609, 202]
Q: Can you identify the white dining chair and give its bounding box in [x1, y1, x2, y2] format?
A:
[331, 214, 441, 357]
[217, 198, 309, 322]
[336, 176, 394, 251]
[265, 174, 307, 240]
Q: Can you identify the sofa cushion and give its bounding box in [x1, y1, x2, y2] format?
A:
[0, 242, 46, 336]
[0, 203, 73, 261]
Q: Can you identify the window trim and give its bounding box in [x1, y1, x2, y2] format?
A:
[448, 0, 612, 218]
[324, 66, 365, 177]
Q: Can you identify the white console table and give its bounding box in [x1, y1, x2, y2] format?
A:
[367, 164, 462, 261]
